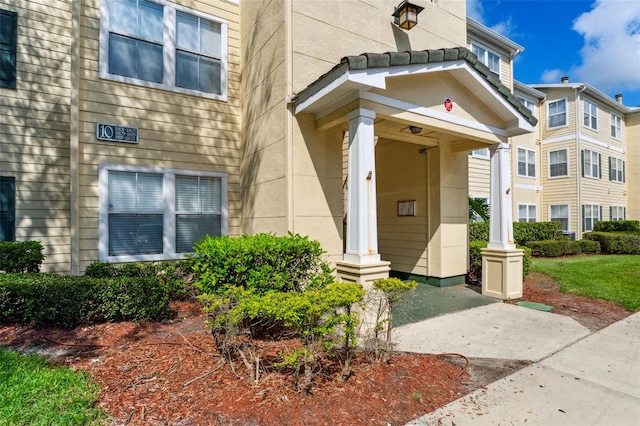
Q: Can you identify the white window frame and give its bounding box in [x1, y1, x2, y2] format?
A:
[548, 148, 569, 178]
[547, 98, 568, 129]
[98, 164, 228, 262]
[610, 156, 625, 183]
[583, 98, 598, 130]
[470, 148, 489, 159]
[582, 148, 601, 179]
[518, 204, 536, 222]
[470, 42, 501, 76]
[549, 204, 570, 232]
[516, 95, 536, 117]
[610, 112, 622, 140]
[610, 206, 626, 221]
[99, 0, 229, 101]
[583, 203, 601, 232]
[517, 147, 536, 178]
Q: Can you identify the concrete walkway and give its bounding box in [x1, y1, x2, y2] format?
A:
[394, 304, 640, 426]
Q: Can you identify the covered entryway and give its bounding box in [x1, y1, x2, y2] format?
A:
[291, 48, 537, 299]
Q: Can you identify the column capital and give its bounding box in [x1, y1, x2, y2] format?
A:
[347, 108, 376, 121]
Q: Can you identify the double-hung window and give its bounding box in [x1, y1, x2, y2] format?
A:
[610, 112, 622, 139]
[470, 148, 489, 159]
[582, 204, 601, 232]
[609, 157, 625, 183]
[547, 99, 567, 128]
[516, 95, 535, 116]
[99, 164, 227, 262]
[0, 9, 17, 89]
[100, 0, 228, 100]
[583, 99, 598, 130]
[517, 147, 535, 178]
[582, 149, 601, 179]
[518, 204, 536, 222]
[610, 206, 626, 221]
[549, 149, 568, 178]
[549, 204, 569, 232]
[471, 43, 500, 76]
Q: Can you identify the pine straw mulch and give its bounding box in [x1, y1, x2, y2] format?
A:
[0, 273, 632, 425]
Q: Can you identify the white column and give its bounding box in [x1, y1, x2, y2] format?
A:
[488, 142, 516, 250]
[344, 108, 380, 264]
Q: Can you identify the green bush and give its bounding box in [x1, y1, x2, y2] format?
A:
[593, 220, 640, 233]
[469, 222, 562, 246]
[192, 233, 334, 295]
[0, 241, 45, 273]
[85, 260, 195, 300]
[513, 222, 562, 245]
[0, 274, 171, 327]
[468, 240, 531, 283]
[584, 232, 640, 254]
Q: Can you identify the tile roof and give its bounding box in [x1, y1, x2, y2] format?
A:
[293, 47, 538, 127]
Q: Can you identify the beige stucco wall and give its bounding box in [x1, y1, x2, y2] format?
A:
[0, 0, 73, 272]
[624, 111, 640, 219]
[76, 0, 242, 272]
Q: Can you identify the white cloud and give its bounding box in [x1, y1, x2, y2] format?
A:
[571, 0, 640, 94]
[466, 0, 485, 23]
[541, 69, 565, 84]
[490, 16, 515, 39]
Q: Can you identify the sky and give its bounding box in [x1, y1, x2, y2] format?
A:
[466, 0, 640, 107]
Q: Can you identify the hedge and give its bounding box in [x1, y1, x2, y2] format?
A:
[0, 241, 45, 273]
[526, 239, 600, 257]
[469, 222, 562, 246]
[593, 220, 640, 233]
[0, 274, 171, 327]
[583, 232, 640, 255]
[468, 240, 531, 283]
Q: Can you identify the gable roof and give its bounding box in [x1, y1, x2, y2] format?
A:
[291, 47, 538, 127]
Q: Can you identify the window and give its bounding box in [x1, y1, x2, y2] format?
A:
[583, 99, 598, 130]
[518, 204, 536, 222]
[549, 149, 568, 178]
[99, 0, 228, 100]
[0, 176, 15, 241]
[609, 157, 625, 183]
[471, 43, 500, 76]
[517, 147, 535, 178]
[611, 112, 622, 139]
[470, 148, 489, 159]
[0, 9, 17, 89]
[582, 204, 601, 232]
[547, 99, 567, 128]
[516, 95, 535, 116]
[549, 204, 569, 232]
[582, 149, 601, 179]
[610, 206, 626, 221]
[99, 164, 227, 262]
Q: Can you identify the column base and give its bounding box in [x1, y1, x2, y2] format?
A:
[336, 260, 390, 285]
[481, 248, 523, 300]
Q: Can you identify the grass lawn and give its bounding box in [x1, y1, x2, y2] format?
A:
[530, 255, 640, 311]
[0, 349, 104, 426]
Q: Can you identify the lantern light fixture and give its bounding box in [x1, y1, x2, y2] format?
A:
[392, 1, 425, 30]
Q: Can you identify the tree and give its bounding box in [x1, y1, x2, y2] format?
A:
[469, 197, 489, 222]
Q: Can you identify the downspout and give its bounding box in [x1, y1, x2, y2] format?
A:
[575, 84, 586, 238]
[285, 0, 294, 231]
[69, 0, 81, 274]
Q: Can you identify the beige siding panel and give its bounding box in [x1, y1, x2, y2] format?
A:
[468, 156, 490, 196]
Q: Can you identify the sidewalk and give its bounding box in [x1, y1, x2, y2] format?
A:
[394, 304, 640, 426]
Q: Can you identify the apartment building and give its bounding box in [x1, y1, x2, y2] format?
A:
[8, 0, 611, 299]
[466, 19, 640, 240]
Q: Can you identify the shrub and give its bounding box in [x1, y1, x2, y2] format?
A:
[0, 274, 171, 327]
[469, 222, 489, 242]
[593, 220, 640, 233]
[584, 232, 640, 254]
[513, 222, 562, 245]
[85, 260, 195, 300]
[192, 233, 334, 295]
[0, 241, 45, 273]
[468, 240, 531, 283]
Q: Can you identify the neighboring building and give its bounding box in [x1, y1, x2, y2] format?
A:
[7, 0, 635, 297]
[466, 19, 640, 239]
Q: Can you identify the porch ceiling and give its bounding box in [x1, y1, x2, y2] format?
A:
[291, 48, 537, 144]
